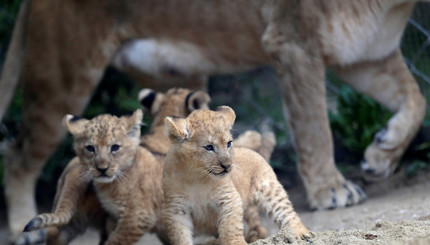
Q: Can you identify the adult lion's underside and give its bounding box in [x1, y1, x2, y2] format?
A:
[0, 0, 427, 243]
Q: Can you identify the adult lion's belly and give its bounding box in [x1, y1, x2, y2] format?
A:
[320, 3, 413, 66]
[113, 37, 270, 77]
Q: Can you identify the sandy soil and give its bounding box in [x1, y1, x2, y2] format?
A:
[1, 170, 430, 245]
[255, 169, 430, 245]
[253, 220, 430, 245]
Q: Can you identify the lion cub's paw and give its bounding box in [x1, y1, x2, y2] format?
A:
[310, 180, 366, 210]
[291, 224, 313, 240]
[246, 225, 268, 243]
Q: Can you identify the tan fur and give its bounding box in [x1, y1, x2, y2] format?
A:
[141, 89, 272, 243]
[2, 0, 428, 240]
[234, 130, 276, 163]
[22, 88, 270, 244]
[162, 106, 310, 245]
[24, 110, 167, 245]
[69, 110, 165, 245]
[32, 158, 110, 245]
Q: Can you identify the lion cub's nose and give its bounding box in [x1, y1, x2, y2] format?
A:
[96, 166, 109, 174]
[220, 162, 231, 170]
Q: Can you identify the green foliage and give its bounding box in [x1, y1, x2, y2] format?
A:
[6, 87, 22, 122]
[405, 160, 427, 176]
[0, 0, 23, 137]
[0, 1, 21, 36]
[0, 0, 22, 188]
[403, 141, 430, 174]
[329, 85, 392, 155]
[414, 141, 430, 152]
[0, 0, 21, 66]
[424, 96, 430, 127]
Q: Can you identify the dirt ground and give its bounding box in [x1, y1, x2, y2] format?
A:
[1, 169, 430, 245]
[252, 170, 430, 245]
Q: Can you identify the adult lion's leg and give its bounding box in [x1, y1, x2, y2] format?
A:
[5, 80, 102, 244]
[4, 6, 113, 242]
[261, 22, 366, 210]
[335, 49, 426, 180]
[4, 70, 103, 243]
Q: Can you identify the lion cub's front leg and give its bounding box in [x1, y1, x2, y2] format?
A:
[163, 184, 247, 245]
[214, 184, 247, 245]
[104, 209, 154, 245]
[253, 175, 311, 240]
[162, 194, 194, 245]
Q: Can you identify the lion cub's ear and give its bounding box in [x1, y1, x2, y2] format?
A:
[138, 88, 165, 116]
[216, 106, 236, 128]
[63, 115, 89, 135]
[186, 91, 211, 112]
[165, 116, 190, 140]
[125, 109, 143, 139]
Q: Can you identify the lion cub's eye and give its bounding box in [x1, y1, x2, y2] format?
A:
[86, 145, 96, 153]
[111, 144, 120, 153]
[227, 141, 232, 148]
[204, 145, 215, 151]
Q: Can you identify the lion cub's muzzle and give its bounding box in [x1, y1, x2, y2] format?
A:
[93, 163, 115, 182]
[213, 161, 232, 176]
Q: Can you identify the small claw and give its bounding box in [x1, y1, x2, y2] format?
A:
[305, 236, 315, 244]
[299, 231, 315, 243]
[355, 185, 367, 201]
[328, 188, 337, 210]
[23, 217, 42, 232]
[342, 183, 354, 206]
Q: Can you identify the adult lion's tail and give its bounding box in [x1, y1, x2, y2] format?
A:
[0, 0, 29, 120]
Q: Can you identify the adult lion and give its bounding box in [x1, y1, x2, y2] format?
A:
[0, 0, 427, 243]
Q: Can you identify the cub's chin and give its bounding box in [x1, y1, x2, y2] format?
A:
[94, 175, 116, 184]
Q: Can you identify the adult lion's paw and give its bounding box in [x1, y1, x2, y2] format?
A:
[309, 180, 366, 210]
[361, 136, 406, 181]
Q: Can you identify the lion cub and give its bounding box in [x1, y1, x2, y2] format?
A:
[162, 106, 311, 245]
[23, 88, 272, 244]
[25, 109, 166, 245]
[22, 88, 212, 244]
